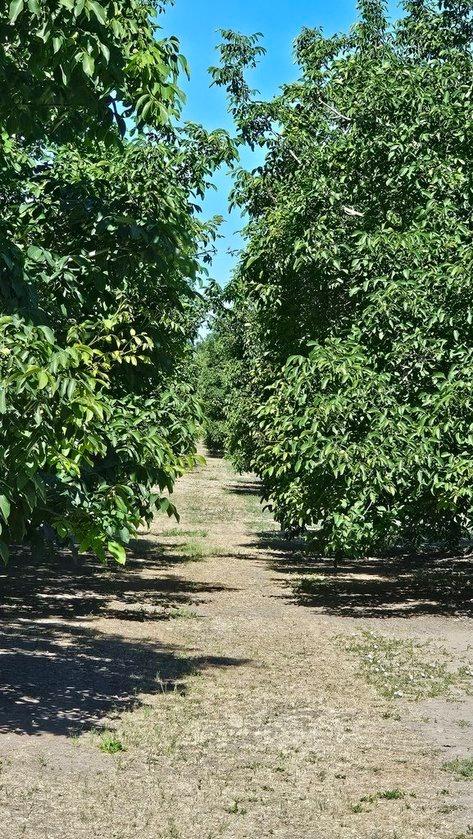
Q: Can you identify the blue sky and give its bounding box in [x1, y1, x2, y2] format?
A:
[160, 0, 396, 286]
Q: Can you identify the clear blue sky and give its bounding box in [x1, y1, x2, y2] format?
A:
[160, 0, 397, 286]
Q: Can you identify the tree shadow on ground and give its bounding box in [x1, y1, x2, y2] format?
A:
[0, 546, 245, 737]
[224, 459, 473, 621]
[0, 543, 234, 625]
[251, 533, 473, 619]
[0, 620, 247, 737]
[205, 446, 225, 459]
[225, 480, 262, 497]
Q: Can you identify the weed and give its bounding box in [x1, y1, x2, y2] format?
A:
[443, 757, 473, 780]
[360, 789, 406, 804]
[98, 731, 126, 755]
[167, 817, 181, 838]
[295, 575, 332, 594]
[457, 719, 472, 729]
[379, 789, 406, 800]
[225, 799, 246, 815]
[438, 804, 462, 814]
[351, 788, 408, 814]
[178, 541, 226, 560]
[342, 631, 471, 700]
[169, 606, 199, 620]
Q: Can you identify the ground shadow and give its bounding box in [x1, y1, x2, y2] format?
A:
[0, 545, 245, 736]
[225, 481, 262, 497]
[0, 543, 233, 625]
[225, 469, 473, 620]
[205, 446, 225, 459]
[0, 620, 247, 737]
[251, 533, 473, 618]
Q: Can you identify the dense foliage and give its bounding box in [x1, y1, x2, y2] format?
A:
[196, 285, 247, 456]
[196, 334, 228, 453]
[210, 0, 473, 556]
[0, 0, 233, 562]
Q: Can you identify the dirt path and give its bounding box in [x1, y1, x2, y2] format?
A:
[0, 454, 471, 838]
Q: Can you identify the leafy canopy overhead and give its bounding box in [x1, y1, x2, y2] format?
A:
[1, 0, 188, 139]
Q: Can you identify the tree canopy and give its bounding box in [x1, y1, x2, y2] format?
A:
[0, 0, 234, 562]
[208, 0, 473, 556]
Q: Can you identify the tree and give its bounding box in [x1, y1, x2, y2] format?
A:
[196, 283, 250, 458]
[212, 0, 473, 556]
[196, 333, 229, 454]
[0, 0, 234, 562]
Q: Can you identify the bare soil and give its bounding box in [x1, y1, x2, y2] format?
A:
[0, 453, 472, 838]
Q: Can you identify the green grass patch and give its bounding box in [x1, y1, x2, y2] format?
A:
[351, 788, 410, 812]
[360, 789, 406, 804]
[443, 757, 473, 780]
[178, 540, 226, 559]
[168, 606, 199, 620]
[295, 575, 332, 593]
[379, 789, 406, 800]
[342, 631, 471, 701]
[98, 731, 125, 755]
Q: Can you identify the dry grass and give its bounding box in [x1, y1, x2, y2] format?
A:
[0, 452, 471, 838]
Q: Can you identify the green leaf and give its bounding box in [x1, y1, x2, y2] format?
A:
[99, 41, 110, 63]
[38, 325, 55, 344]
[108, 541, 126, 565]
[27, 245, 44, 261]
[9, 0, 24, 24]
[37, 371, 49, 390]
[82, 52, 95, 77]
[0, 541, 9, 565]
[88, 0, 107, 24]
[0, 495, 11, 523]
